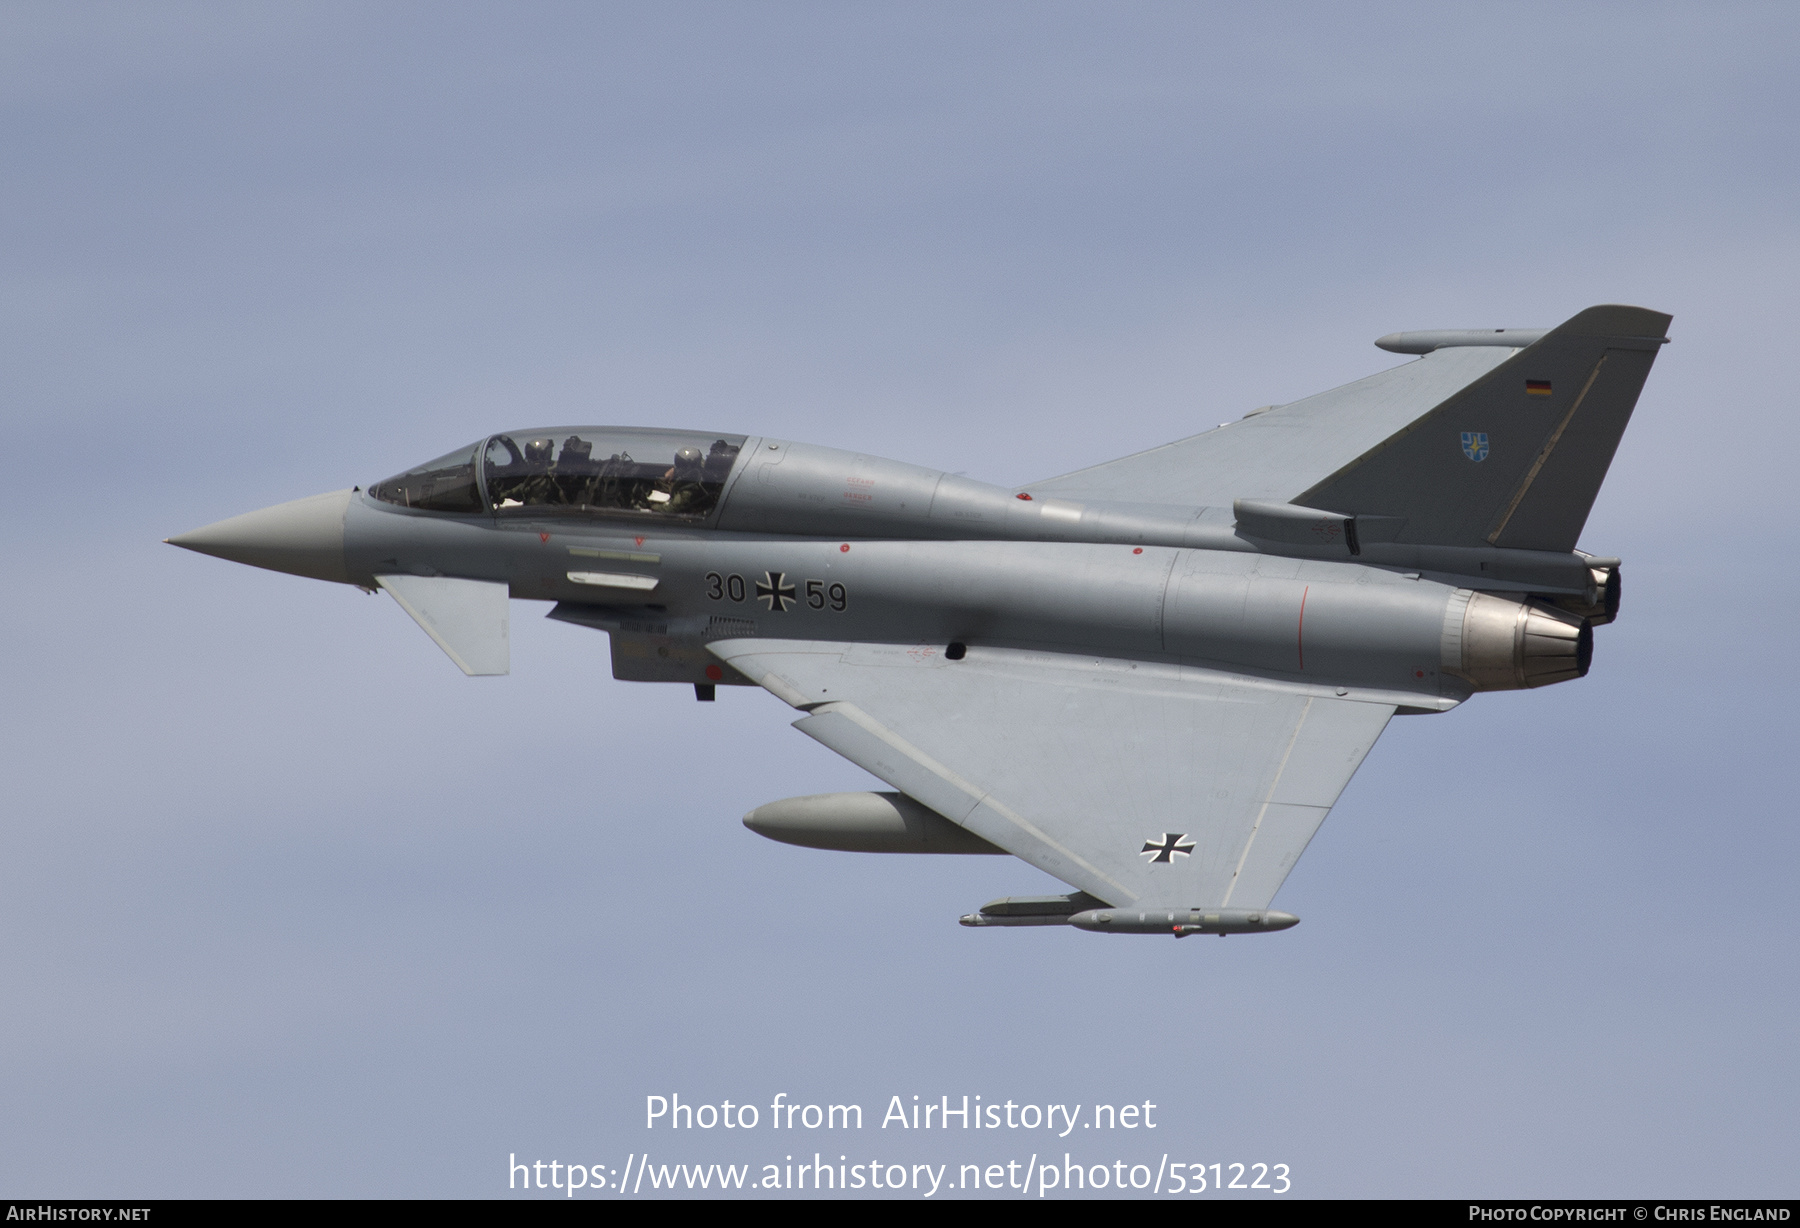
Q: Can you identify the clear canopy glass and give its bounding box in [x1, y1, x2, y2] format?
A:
[482, 428, 745, 519]
[368, 442, 485, 513]
[370, 429, 747, 520]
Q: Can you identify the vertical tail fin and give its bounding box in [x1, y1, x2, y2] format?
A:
[1296, 305, 1671, 551]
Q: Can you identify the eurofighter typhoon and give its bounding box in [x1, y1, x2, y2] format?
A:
[169, 306, 1668, 938]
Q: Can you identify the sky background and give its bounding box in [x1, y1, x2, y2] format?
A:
[3, 1, 1796, 1199]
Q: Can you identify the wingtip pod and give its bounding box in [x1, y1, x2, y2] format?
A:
[1069, 908, 1299, 937]
[1376, 328, 1548, 355]
[960, 901, 1301, 935]
[1374, 306, 1670, 355]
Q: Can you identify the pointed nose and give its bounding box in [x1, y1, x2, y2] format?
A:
[167, 488, 354, 584]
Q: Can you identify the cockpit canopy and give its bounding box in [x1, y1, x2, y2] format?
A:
[485, 429, 744, 518]
[368, 442, 485, 512]
[370, 429, 746, 520]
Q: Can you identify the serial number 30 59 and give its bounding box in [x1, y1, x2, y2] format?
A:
[704, 571, 848, 612]
[1169, 1162, 1290, 1194]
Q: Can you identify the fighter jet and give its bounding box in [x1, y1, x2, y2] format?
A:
[168, 305, 1668, 938]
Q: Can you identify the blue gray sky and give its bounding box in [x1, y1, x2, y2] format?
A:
[3, 1, 1796, 1198]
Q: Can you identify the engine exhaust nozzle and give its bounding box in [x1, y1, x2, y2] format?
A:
[1443, 591, 1591, 691]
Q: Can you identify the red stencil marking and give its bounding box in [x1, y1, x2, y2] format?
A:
[1015, 492, 1033, 501]
[840, 544, 850, 552]
[539, 532, 550, 543]
[1133, 547, 1143, 554]
[704, 664, 723, 681]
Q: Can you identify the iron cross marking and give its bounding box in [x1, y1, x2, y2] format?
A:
[1141, 833, 1196, 864]
[756, 571, 797, 613]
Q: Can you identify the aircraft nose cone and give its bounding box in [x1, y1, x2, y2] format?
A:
[167, 488, 354, 584]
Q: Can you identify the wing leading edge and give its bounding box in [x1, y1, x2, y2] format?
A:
[1026, 344, 1516, 507]
[711, 639, 1393, 910]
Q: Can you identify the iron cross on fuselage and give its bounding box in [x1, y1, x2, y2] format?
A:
[756, 571, 797, 612]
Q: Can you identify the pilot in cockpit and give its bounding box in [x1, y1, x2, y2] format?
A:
[509, 437, 559, 504]
[646, 446, 708, 513]
[557, 436, 594, 468]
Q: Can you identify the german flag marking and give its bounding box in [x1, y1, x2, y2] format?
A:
[1526, 380, 1553, 396]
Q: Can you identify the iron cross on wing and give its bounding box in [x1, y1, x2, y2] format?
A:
[1141, 833, 1195, 864]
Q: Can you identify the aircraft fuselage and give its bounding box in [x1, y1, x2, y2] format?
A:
[171, 432, 1612, 704]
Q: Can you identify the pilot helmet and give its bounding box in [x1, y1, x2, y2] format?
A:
[524, 438, 554, 464]
[674, 446, 704, 475]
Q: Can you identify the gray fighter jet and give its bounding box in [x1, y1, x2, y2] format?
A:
[169, 305, 1668, 938]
